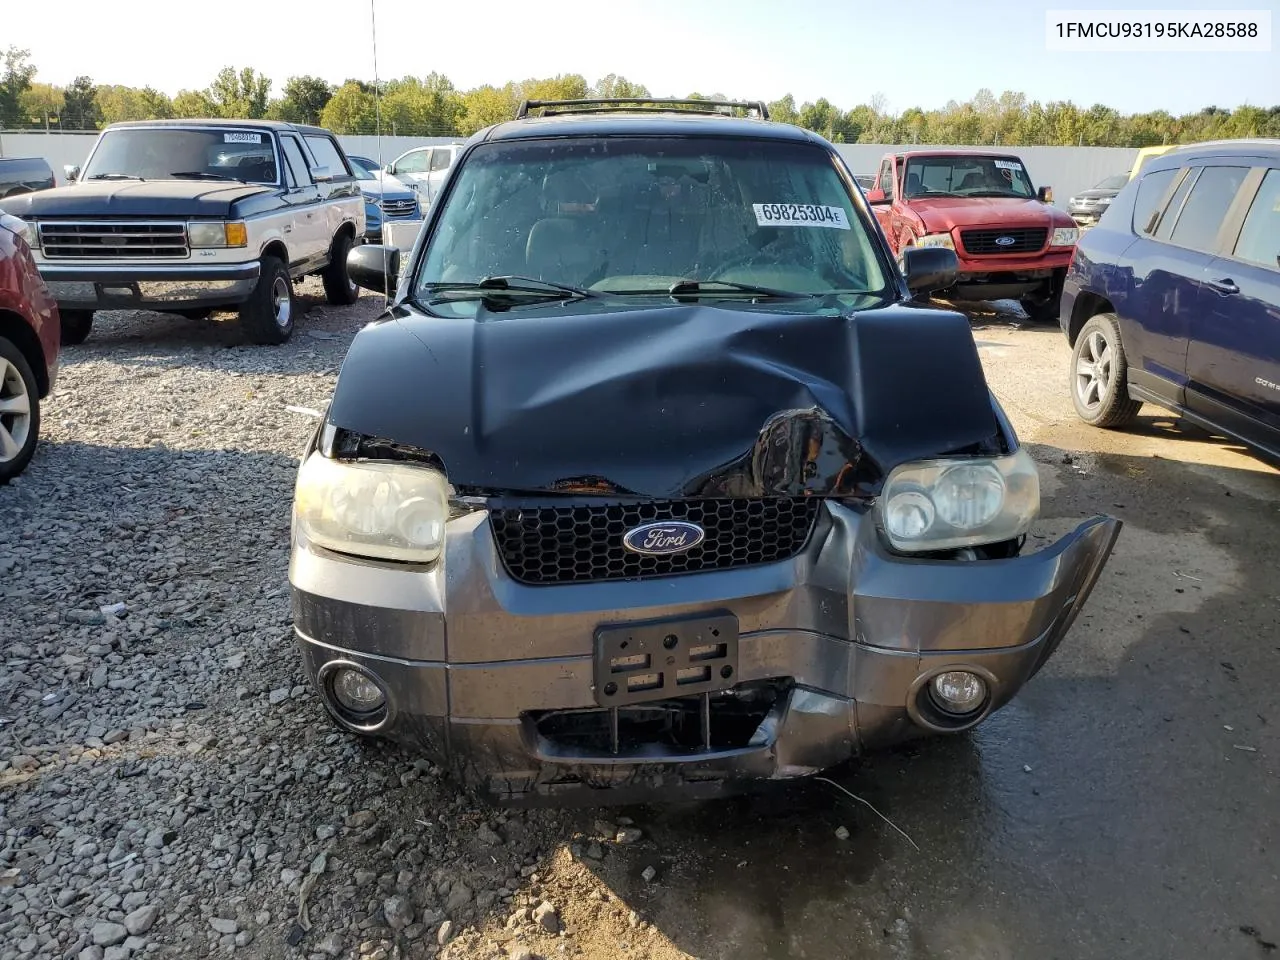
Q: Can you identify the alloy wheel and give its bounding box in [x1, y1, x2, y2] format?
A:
[1075, 329, 1114, 411]
[0, 355, 33, 464]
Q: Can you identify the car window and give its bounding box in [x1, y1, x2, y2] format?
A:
[429, 149, 453, 173]
[1232, 168, 1280, 271]
[80, 127, 279, 184]
[1167, 165, 1249, 252]
[878, 159, 893, 195]
[395, 149, 432, 175]
[416, 135, 889, 311]
[303, 135, 352, 177]
[1154, 168, 1199, 241]
[904, 156, 1035, 199]
[280, 136, 313, 187]
[1133, 168, 1179, 236]
[1097, 173, 1129, 190]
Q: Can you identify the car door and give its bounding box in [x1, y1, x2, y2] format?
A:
[870, 156, 894, 243]
[390, 148, 433, 200]
[424, 146, 455, 204]
[302, 133, 359, 246]
[278, 133, 329, 268]
[1186, 165, 1280, 441]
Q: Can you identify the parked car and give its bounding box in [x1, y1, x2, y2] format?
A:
[1128, 144, 1177, 180]
[853, 173, 876, 190]
[1, 120, 365, 346]
[0, 158, 56, 199]
[1067, 172, 1129, 226]
[0, 212, 59, 482]
[1062, 138, 1280, 461]
[383, 143, 464, 207]
[347, 159, 420, 243]
[864, 150, 1079, 322]
[288, 97, 1121, 805]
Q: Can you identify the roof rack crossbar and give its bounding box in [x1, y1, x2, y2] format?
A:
[515, 97, 770, 120]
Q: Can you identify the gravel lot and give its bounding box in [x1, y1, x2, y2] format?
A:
[2, 288, 1278, 960]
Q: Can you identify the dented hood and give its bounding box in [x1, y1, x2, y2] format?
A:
[325, 301, 1005, 498]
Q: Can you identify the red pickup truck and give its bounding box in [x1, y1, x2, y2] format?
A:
[864, 150, 1079, 322]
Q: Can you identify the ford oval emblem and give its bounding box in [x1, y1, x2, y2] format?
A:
[994, 235, 1017, 246]
[622, 521, 705, 556]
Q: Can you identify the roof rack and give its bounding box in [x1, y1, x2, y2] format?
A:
[515, 97, 771, 121]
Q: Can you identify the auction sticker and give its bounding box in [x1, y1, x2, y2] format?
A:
[753, 203, 850, 229]
[224, 132, 263, 143]
[993, 159, 1023, 170]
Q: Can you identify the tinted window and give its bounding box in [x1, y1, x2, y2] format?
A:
[395, 149, 431, 174]
[1133, 168, 1178, 236]
[1154, 168, 1198, 241]
[1233, 168, 1280, 270]
[878, 159, 893, 195]
[304, 135, 351, 177]
[1168, 165, 1249, 252]
[280, 136, 312, 186]
[429, 149, 453, 173]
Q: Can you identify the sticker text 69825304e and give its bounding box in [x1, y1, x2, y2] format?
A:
[753, 203, 850, 229]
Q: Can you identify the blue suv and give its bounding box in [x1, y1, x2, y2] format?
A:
[1061, 139, 1280, 461]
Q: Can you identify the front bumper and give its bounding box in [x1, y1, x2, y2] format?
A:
[948, 250, 1074, 300]
[37, 261, 261, 311]
[289, 501, 1120, 805]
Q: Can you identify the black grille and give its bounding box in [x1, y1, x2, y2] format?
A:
[38, 221, 188, 259]
[490, 499, 821, 585]
[959, 227, 1048, 255]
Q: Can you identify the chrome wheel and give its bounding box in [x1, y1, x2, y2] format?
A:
[272, 275, 293, 330]
[0, 354, 33, 464]
[1074, 328, 1114, 411]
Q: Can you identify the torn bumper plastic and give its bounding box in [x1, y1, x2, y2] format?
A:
[289, 502, 1120, 805]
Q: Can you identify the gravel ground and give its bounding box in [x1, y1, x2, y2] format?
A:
[3, 288, 1277, 960]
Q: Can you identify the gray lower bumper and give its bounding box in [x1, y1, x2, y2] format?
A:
[39, 261, 260, 310]
[289, 504, 1120, 804]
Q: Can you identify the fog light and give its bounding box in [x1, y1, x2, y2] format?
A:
[929, 671, 987, 715]
[332, 668, 385, 714]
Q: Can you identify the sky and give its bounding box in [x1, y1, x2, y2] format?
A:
[6, 0, 1278, 115]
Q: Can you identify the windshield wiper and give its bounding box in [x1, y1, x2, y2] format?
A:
[168, 171, 244, 182]
[667, 279, 812, 300]
[421, 275, 599, 305]
[966, 191, 1027, 199]
[88, 173, 145, 181]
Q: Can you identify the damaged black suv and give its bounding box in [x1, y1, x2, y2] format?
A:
[288, 98, 1121, 805]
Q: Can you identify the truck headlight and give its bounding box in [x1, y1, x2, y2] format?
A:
[915, 233, 955, 250]
[188, 221, 248, 248]
[293, 452, 448, 563]
[880, 449, 1040, 552]
[1051, 227, 1079, 247]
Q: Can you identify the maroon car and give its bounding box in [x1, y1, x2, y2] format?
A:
[0, 211, 60, 482]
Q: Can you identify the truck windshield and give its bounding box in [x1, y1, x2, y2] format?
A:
[82, 128, 279, 185]
[904, 156, 1036, 199]
[415, 136, 889, 308]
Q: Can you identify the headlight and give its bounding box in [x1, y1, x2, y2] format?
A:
[293, 452, 448, 563]
[880, 449, 1039, 552]
[914, 232, 955, 250]
[1051, 227, 1079, 247]
[188, 221, 248, 248]
[1096, 197, 1112, 206]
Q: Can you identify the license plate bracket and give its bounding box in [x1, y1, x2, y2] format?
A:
[593, 611, 739, 707]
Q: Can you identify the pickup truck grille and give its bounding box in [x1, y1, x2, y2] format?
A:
[381, 199, 417, 219]
[490, 498, 821, 585]
[959, 228, 1048, 255]
[38, 221, 188, 259]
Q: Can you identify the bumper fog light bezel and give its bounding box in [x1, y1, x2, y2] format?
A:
[906, 665, 996, 733]
[317, 660, 392, 733]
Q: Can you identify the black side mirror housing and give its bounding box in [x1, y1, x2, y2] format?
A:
[1038, 185, 1053, 203]
[347, 244, 400, 295]
[901, 246, 958, 297]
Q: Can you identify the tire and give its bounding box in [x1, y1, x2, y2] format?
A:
[59, 310, 94, 346]
[238, 256, 296, 345]
[321, 232, 359, 306]
[1020, 292, 1062, 325]
[1070, 313, 1142, 428]
[0, 336, 41, 483]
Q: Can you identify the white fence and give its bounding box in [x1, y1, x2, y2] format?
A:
[1, 131, 1139, 209]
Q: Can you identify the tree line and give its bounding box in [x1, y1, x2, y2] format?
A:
[2, 47, 1277, 147]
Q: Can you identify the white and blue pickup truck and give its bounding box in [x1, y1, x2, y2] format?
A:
[2, 119, 366, 345]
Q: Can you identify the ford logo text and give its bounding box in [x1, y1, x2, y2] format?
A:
[994, 235, 1017, 246]
[622, 521, 706, 556]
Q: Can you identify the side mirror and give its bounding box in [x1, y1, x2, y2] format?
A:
[64, 164, 81, 183]
[383, 164, 395, 175]
[901, 246, 958, 298]
[310, 165, 332, 183]
[1038, 185, 1053, 203]
[347, 244, 400, 295]
[865, 187, 890, 204]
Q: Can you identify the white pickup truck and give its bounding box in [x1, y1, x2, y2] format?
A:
[2, 119, 366, 345]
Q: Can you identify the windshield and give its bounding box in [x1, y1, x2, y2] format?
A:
[82, 128, 279, 184]
[415, 136, 888, 309]
[903, 156, 1036, 199]
[350, 156, 379, 177]
[1095, 173, 1129, 190]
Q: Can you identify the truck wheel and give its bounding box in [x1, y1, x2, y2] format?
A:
[0, 336, 41, 483]
[239, 256, 295, 345]
[1070, 313, 1141, 428]
[1020, 291, 1062, 325]
[322, 232, 359, 306]
[60, 310, 95, 346]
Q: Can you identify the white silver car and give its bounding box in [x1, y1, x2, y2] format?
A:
[384, 143, 464, 207]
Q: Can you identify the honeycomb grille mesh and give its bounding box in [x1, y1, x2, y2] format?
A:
[489, 499, 821, 585]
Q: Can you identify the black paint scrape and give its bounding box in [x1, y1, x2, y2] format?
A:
[325, 301, 1005, 498]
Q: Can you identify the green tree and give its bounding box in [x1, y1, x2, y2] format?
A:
[767, 94, 798, 126]
[207, 66, 271, 118]
[20, 82, 64, 130]
[62, 76, 101, 130]
[172, 88, 219, 118]
[320, 81, 376, 134]
[593, 74, 650, 99]
[520, 74, 590, 103]
[1, 47, 36, 128]
[95, 85, 172, 123]
[460, 84, 518, 134]
[381, 73, 464, 135]
[270, 75, 333, 125]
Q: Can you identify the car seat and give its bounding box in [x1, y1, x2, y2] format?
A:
[905, 172, 922, 196]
